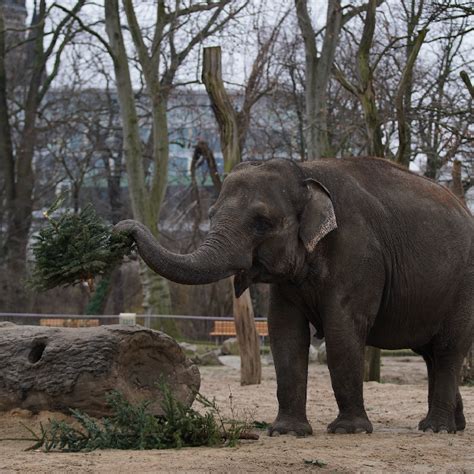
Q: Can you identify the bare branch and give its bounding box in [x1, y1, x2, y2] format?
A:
[460, 70, 474, 98]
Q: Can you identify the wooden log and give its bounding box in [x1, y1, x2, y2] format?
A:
[0, 322, 200, 416]
[232, 279, 262, 386]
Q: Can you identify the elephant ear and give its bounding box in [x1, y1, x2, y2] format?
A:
[299, 179, 337, 253]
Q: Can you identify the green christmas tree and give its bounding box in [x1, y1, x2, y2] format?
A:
[30, 200, 134, 291]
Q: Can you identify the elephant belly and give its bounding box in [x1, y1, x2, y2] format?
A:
[366, 309, 443, 350]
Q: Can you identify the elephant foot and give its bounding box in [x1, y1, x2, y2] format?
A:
[418, 413, 456, 433]
[268, 415, 313, 437]
[455, 396, 466, 431]
[327, 413, 373, 434]
[455, 410, 466, 431]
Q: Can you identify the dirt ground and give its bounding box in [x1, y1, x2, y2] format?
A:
[0, 356, 473, 473]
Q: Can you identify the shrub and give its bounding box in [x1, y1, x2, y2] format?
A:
[25, 384, 254, 452]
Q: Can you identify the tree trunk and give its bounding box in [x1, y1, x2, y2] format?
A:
[202, 46, 261, 385]
[202, 47, 241, 173]
[451, 159, 464, 202]
[139, 261, 175, 335]
[364, 346, 381, 382]
[192, 140, 222, 193]
[0, 13, 14, 261]
[105, 1, 172, 316]
[2, 4, 44, 310]
[295, 0, 342, 160]
[232, 278, 262, 385]
[356, 0, 385, 158]
[395, 27, 427, 167]
[424, 150, 439, 179]
[0, 322, 200, 417]
[449, 159, 473, 384]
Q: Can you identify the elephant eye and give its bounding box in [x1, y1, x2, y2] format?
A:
[253, 215, 273, 234]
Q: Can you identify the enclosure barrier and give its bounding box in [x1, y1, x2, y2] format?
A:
[0, 312, 268, 346]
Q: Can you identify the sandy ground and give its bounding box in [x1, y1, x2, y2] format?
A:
[0, 356, 473, 473]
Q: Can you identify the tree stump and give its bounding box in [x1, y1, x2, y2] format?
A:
[0, 323, 200, 416]
[364, 346, 381, 382]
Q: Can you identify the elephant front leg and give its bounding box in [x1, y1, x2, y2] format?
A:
[268, 288, 312, 437]
[325, 321, 373, 434]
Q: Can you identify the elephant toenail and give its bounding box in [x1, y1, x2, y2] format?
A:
[287, 431, 297, 436]
[271, 431, 280, 437]
[335, 427, 347, 434]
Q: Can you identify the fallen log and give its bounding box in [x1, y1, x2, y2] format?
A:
[0, 322, 200, 417]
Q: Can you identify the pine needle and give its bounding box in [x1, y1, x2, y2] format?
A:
[29, 203, 134, 291]
[23, 385, 256, 452]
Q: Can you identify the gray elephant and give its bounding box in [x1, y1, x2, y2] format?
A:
[116, 157, 473, 435]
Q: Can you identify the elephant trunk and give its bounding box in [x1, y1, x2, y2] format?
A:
[114, 219, 248, 285]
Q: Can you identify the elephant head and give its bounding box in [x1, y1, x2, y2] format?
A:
[115, 160, 337, 296]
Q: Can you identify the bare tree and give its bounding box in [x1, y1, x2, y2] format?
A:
[0, 0, 85, 310]
[414, 17, 472, 180]
[98, 0, 248, 315]
[295, 0, 381, 160]
[332, 0, 388, 157]
[395, 0, 428, 166]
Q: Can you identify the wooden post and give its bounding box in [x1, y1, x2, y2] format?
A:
[232, 278, 261, 385]
[364, 346, 381, 382]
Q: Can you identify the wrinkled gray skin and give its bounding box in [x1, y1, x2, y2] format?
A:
[116, 157, 473, 435]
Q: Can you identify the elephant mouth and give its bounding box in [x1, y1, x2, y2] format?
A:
[233, 259, 282, 297]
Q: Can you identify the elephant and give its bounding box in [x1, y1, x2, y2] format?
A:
[115, 157, 473, 435]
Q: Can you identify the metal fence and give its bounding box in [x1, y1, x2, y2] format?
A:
[0, 312, 268, 345]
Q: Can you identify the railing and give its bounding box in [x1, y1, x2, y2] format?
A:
[0, 312, 268, 345]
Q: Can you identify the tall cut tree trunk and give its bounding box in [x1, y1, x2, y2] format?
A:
[202, 47, 241, 173]
[202, 46, 261, 385]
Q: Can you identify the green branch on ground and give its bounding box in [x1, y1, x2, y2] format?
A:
[29, 200, 134, 291]
[24, 384, 257, 452]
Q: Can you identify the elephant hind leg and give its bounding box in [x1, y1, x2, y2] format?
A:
[420, 350, 464, 433]
[415, 343, 468, 433]
[419, 279, 473, 433]
[454, 390, 465, 431]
